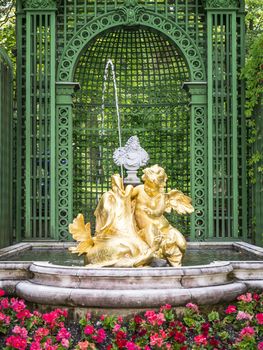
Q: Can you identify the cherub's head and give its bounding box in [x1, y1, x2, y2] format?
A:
[142, 165, 167, 187]
[111, 174, 125, 194]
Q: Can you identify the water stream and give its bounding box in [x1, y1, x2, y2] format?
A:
[100, 59, 124, 178]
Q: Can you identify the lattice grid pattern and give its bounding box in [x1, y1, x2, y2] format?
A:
[56, 0, 206, 63]
[25, 14, 53, 239]
[73, 26, 190, 234]
[211, 13, 238, 239]
[0, 49, 13, 248]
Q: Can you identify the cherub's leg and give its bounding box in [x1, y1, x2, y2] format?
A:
[139, 224, 160, 249]
[161, 226, 187, 266]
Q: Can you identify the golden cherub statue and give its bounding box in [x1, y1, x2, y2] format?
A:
[69, 165, 194, 267]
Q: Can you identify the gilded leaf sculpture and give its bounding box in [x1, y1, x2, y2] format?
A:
[69, 165, 194, 267]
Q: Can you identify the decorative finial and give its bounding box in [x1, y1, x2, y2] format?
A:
[113, 135, 149, 184]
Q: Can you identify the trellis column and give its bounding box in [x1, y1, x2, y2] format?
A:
[183, 82, 207, 241]
[206, 0, 239, 239]
[55, 82, 80, 240]
[23, 0, 57, 238]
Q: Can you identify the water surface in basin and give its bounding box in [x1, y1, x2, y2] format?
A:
[1, 248, 262, 266]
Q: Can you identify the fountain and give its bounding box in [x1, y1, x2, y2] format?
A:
[0, 61, 263, 312]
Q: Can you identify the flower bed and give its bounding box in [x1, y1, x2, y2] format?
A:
[0, 289, 263, 349]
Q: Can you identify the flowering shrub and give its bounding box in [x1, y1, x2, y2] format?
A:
[0, 289, 263, 349]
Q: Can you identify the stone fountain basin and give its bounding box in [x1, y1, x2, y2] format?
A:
[0, 242, 263, 309]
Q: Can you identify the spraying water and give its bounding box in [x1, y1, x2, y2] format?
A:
[101, 59, 123, 178]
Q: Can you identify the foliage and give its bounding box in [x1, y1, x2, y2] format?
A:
[0, 0, 16, 70]
[245, 0, 263, 48]
[241, 33, 263, 182]
[1, 289, 263, 349]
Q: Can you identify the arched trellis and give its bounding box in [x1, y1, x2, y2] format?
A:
[55, 7, 207, 241]
[57, 9, 206, 83]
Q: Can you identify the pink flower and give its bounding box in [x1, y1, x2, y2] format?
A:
[76, 340, 92, 350]
[225, 305, 237, 314]
[186, 303, 199, 313]
[258, 342, 263, 350]
[126, 341, 139, 350]
[6, 335, 28, 350]
[0, 311, 6, 321]
[145, 310, 157, 324]
[12, 325, 28, 338]
[156, 312, 165, 325]
[239, 326, 255, 339]
[0, 311, 9, 324]
[30, 341, 42, 350]
[160, 304, 172, 312]
[61, 338, 70, 348]
[33, 310, 42, 317]
[194, 334, 208, 346]
[116, 316, 122, 323]
[237, 293, 252, 303]
[150, 333, 164, 347]
[86, 312, 91, 320]
[236, 311, 253, 320]
[256, 313, 263, 325]
[0, 297, 9, 308]
[56, 327, 71, 341]
[0, 289, 5, 297]
[113, 323, 121, 332]
[10, 298, 26, 312]
[84, 324, 94, 335]
[34, 327, 49, 341]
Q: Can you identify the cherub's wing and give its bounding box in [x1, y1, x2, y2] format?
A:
[165, 189, 194, 215]
[68, 214, 93, 254]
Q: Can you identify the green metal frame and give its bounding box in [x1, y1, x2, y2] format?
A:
[15, 0, 249, 243]
[0, 47, 13, 248]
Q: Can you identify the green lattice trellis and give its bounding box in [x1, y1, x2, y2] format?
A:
[14, 0, 248, 244]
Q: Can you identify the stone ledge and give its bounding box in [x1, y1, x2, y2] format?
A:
[16, 281, 246, 308]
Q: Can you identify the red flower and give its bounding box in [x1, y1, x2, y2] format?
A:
[239, 326, 255, 339]
[174, 331, 186, 343]
[201, 322, 210, 335]
[258, 342, 263, 350]
[0, 289, 5, 297]
[6, 335, 28, 350]
[194, 334, 208, 346]
[134, 315, 143, 324]
[93, 328, 106, 343]
[209, 337, 219, 346]
[84, 325, 95, 335]
[225, 305, 237, 314]
[16, 309, 32, 319]
[256, 313, 263, 325]
[253, 293, 260, 301]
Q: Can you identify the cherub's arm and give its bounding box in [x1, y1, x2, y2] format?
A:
[131, 185, 140, 200]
